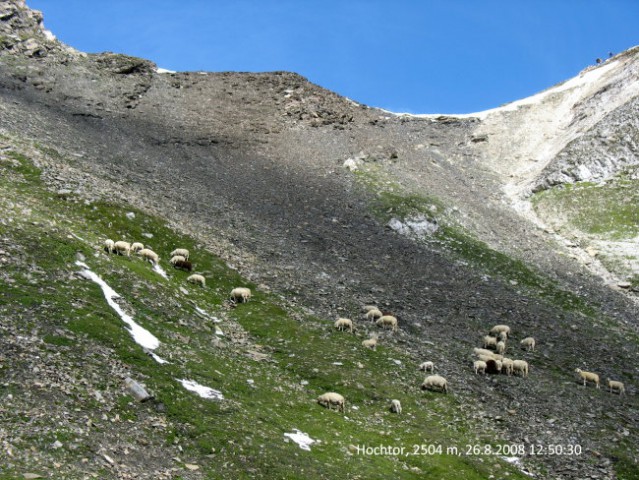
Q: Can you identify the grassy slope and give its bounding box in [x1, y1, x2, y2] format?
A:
[0, 138, 535, 479]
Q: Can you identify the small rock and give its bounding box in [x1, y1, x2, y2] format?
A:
[126, 212, 135, 219]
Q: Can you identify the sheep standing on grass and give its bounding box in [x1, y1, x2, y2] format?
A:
[187, 274, 206, 287]
[607, 379, 625, 395]
[390, 399, 402, 414]
[114, 241, 131, 257]
[490, 325, 511, 338]
[170, 255, 186, 266]
[170, 248, 189, 260]
[138, 248, 159, 265]
[575, 368, 600, 388]
[512, 360, 529, 377]
[173, 259, 193, 272]
[104, 239, 115, 254]
[501, 358, 514, 376]
[376, 315, 398, 332]
[520, 337, 536, 351]
[473, 360, 487, 375]
[419, 361, 435, 373]
[421, 375, 448, 393]
[365, 308, 383, 321]
[230, 287, 252, 303]
[483, 335, 497, 349]
[317, 392, 345, 412]
[130, 242, 144, 253]
[334, 318, 354, 333]
[362, 338, 377, 350]
[496, 340, 506, 355]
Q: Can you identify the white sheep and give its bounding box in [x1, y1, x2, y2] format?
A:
[130, 242, 144, 253]
[512, 360, 529, 377]
[114, 241, 131, 257]
[421, 375, 448, 393]
[362, 338, 377, 350]
[317, 392, 345, 412]
[496, 340, 506, 355]
[473, 360, 487, 375]
[138, 248, 159, 265]
[498, 331, 508, 343]
[473, 348, 498, 358]
[483, 335, 497, 349]
[376, 315, 398, 332]
[104, 239, 115, 254]
[365, 308, 383, 321]
[520, 337, 536, 351]
[575, 368, 599, 388]
[187, 274, 206, 287]
[501, 357, 514, 376]
[607, 378, 625, 395]
[362, 305, 378, 313]
[390, 399, 402, 414]
[170, 248, 190, 260]
[490, 325, 511, 338]
[334, 318, 354, 333]
[230, 287, 252, 303]
[170, 254, 186, 265]
[419, 361, 435, 373]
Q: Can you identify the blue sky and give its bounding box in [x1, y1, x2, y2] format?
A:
[27, 1, 639, 114]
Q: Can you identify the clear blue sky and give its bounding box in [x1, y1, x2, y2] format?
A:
[27, 0, 639, 114]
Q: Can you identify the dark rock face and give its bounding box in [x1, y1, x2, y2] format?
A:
[1, 2, 639, 478]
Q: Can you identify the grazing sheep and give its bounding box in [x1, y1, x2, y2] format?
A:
[513, 360, 529, 377]
[419, 361, 435, 373]
[187, 274, 206, 287]
[114, 241, 131, 256]
[501, 357, 514, 376]
[230, 287, 252, 303]
[520, 337, 536, 351]
[334, 318, 354, 333]
[496, 340, 506, 355]
[607, 378, 626, 395]
[390, 399, 402, 414]
[317, 392, 345, 412]
[490, 325, 511, 338]
[474, 348, 498, 358]
[485, 358, 503, 374]
[473, 360, 487, 375]
[365, 308, 383, 321]
[130, 242, 144, 253]
[477, 354, 501, 364]
[173, 259, 193, 272]
[138, 248, 159, 265]
[362, 338, 377, 350]
[170, 248, 190, 260]
[170, 255, 186, 265]
[376, 315, 398, 332]
[498, 331, 508, 343]
[421, 375, 448, 393]
[483, 335, 498, 349]
[362, 305, 378, 313]
[575, 368, 599, 388]
[104, 239, 115, 254]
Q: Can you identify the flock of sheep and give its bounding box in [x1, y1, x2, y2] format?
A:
[317, 306, 627, 415]
[102, 239, 252, 303]
[103, 238, 627, 416]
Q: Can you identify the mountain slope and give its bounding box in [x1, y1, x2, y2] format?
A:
[1, 1, 638, 479]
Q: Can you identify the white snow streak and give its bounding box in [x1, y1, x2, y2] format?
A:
[153, 263, 169, 279]
[179, 379, 224, 400]
[75, 261, 161, 352]
[502, 456, 535, 477]
[284, 430, 316, 451]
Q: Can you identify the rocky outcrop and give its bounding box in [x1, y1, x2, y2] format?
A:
[0, 0, 60, 57]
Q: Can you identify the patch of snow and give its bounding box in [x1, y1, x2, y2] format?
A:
[153, 264, 168, 279]
[502, 456, 535, 477]
[125, 212, 135, 220]
[43, 29, 56, 41]
[156, 67, 176, 74]
[178, 379, 224, 400]
[75, 261, 160, 351]
[195, 307, 222, 323]
[284, 430, 316, 451]
[150, 352, 169, 364]
[388, 216, 438, 237]
[215, 327, 224, 336]
[332, 362, 343, 366]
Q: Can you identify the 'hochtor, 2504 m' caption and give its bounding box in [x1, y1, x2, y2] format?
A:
[354, 443, 582, 457]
